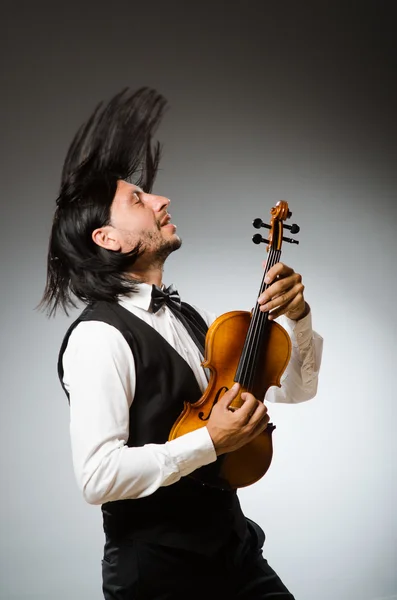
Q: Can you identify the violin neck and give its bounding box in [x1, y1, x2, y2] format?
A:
[234, 247, 282, 391]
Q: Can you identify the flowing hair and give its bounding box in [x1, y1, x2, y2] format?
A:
[39, 87, 167, 316]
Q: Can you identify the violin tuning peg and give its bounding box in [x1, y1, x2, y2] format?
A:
[253, 218, 271, 230]
[252, 234, 266, 244]
[284, 223, 300, 234]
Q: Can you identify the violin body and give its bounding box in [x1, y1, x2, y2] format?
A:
[169, 200, 299, 489]
[169, 310, 292, 488]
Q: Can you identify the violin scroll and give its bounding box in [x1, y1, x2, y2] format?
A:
[252, 201, 300, 249]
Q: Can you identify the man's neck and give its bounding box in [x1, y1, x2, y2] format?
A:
[128, 266, 164, 288]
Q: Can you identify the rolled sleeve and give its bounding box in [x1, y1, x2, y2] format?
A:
[265, 310, 323, 404]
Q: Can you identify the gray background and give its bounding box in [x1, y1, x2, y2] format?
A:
[1, 1, 396, 599]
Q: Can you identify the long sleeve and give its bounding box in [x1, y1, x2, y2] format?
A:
[265, 310, 323, 404]
[62, 294, 322, 505]
[63, 321, 217, 505]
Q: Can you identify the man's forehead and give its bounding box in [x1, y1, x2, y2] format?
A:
[118, 179, 143, 189]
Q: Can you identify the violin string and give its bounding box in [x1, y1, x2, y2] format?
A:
[237, 242, 280, 388]
[240, 260, 272, 390]
[248, 248, 280, 390]
[238, 247, 280, 390]
[245, 248, 280, 390]
[236, 257, 271, 388]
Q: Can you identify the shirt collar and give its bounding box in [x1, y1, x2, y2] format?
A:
[119, 282, 170, 312]
[119, 282, 154, 312]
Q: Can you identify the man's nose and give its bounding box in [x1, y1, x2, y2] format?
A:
[144, 193, 170, 212]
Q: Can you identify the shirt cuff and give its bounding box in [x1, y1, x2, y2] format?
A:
[281, 308, 314, 348]
[165, 426, 217, 477]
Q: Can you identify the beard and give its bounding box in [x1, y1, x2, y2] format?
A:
[151, 235, 182, 266]
[136, 227, 182, 270]
[119, 222, 182, 274]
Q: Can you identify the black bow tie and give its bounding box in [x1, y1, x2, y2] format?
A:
[151, 284, 182, 314]
[150, 283, 206, 357]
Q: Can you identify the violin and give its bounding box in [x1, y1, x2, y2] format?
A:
[169, 201, 300, 489]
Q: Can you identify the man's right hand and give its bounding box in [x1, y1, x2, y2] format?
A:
[206, 383, 269, 456]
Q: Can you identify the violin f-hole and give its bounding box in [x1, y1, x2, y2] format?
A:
[199, 386, 229, 421]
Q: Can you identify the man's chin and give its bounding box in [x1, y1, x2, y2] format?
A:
[166, 236, 182, 256]
[172, 236, 182, 251]
[155, 237, 182, 263]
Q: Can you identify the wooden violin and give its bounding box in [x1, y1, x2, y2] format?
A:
[169, 201, 300, 488]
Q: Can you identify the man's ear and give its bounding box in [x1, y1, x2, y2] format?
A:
[92, 225, 122, 251]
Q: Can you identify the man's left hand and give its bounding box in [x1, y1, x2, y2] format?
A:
[258, 262, 309, 321]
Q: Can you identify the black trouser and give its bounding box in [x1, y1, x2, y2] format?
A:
[102, 523, 295, 600]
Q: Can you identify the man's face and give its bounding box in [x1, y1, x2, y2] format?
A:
[94, 180, 181, 267]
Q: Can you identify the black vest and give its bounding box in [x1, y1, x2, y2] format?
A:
[58, 300, 248, 553]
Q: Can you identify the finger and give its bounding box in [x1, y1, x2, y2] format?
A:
[260, 282, 304, 313]
[248, 402, 268, 426]
[235, 393, 258, 421]
[252, 411, 270, 433]
[242, 402, 269, 434]
[260, 288, 290, 312]
[218, 383, 240, 409]
[264, 262, 294, 285]
[259, 278, 291, 304]
[258, 272, 302, 305]
[268, 293, 305, 320]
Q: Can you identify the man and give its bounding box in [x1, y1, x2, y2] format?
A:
[41, 87, 323, 599]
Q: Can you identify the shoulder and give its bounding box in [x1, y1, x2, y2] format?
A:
[61, 320, 136, 395]
[64, 320, 131, 361]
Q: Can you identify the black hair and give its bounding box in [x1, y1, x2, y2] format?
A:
[39, 87, 167, 316]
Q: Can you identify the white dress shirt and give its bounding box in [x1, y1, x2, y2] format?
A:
[62, 284, 323, 505]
